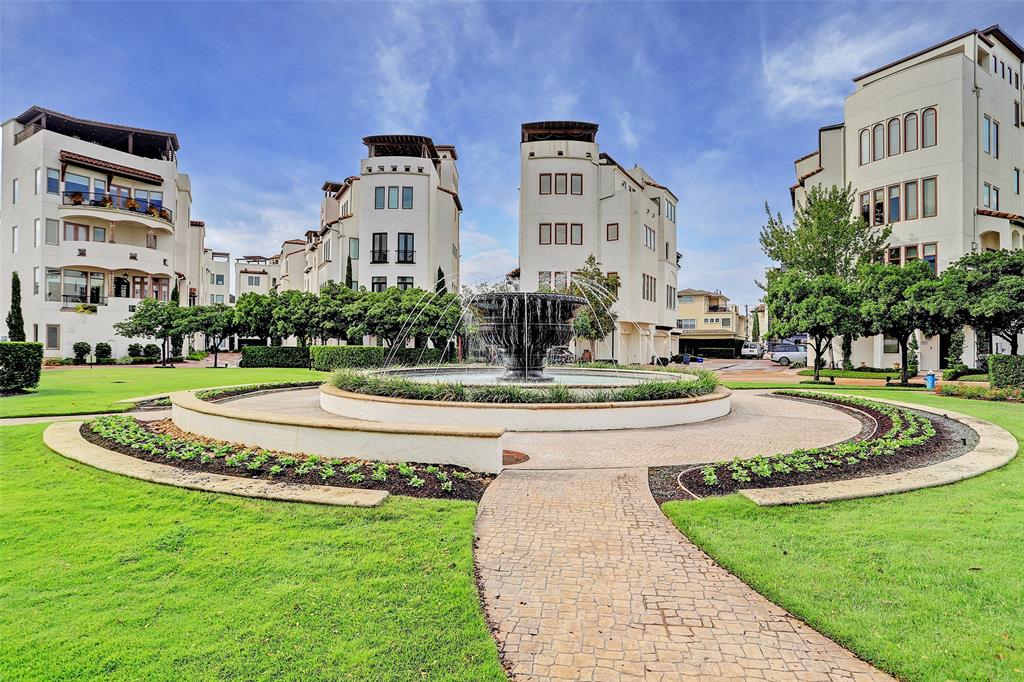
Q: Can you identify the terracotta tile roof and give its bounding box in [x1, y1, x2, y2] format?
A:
[977, 208, 1024, 224]
[794, 150, 818, 164]
[798, 167, 824, 183]
[642, 179, 679, 202]
[283, 239, 306, 245]
[60, 150, 164, 184]
[437, 185, 463, 211]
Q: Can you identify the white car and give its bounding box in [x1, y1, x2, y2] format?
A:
[769, 343, 807, 366]
[740, 342, 763, 359]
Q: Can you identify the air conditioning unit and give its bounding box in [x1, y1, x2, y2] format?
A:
[78, 249, 86, 256]
[129, 253, 138, 260]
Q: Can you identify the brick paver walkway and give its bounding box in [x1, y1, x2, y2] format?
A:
[475, 468, 891, 681]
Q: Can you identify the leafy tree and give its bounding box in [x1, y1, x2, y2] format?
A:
[841, 334, 854, 371]
[750, 311, 760, 343]
[857, 261, 938, 384]
[568, 255, 620, 359]
[5, 271, 25, 341]
[113, 299, 184, 366]
[946, 327, 966, 370]
[907, 335, 919, 374]
[316, 281, 360, 343]
[940, 249, 1024, 355]
[765, 269, 859, 382]
[169, 283, 184, 358]
[271, 290, 317, 346]
[180, 304, 236, 368]
[234, 292, 276, 344]
[345, 288, 406, 348]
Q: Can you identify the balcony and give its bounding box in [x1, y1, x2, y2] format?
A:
[370, 250, 389, 264]
[58, 292, 108, 308]
[61, 191, 173, 225]
[396, 249, 416, 264]
[706, 305, 730, 313]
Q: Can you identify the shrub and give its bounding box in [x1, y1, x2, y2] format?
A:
[937, 383, 1022, 402]
[989, 354, 1024, 388]
[942, 365, 970, 381]
[240, 345, 309, 368]
[186, 350, 208, 361]
[391, 347, 451, 365]
[309, 345, 384, 371]
[72, 342, 91, 363]
[94, 342, 112, 360]
[127, 343, 144, 358]
[0, 341, 43, 392]
[143, 343, 161, 359]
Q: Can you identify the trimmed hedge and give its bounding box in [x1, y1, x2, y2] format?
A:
[240, 345, 310, 368]
[0, 341, 43, 392]
[309, 345, 449, 372]
[989, 354, 1024, 388]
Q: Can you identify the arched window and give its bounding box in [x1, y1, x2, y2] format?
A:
[922, 108, 937, 147]
[872, 123, 885, 160]
[860, 129, 870, 165]
[904, 113, 918, 152]
[887, 118, 900, 155]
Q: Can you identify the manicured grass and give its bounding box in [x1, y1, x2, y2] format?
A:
[664, 389, 1024, 681]
[956, 373, 990, 382]
[0, 424, 503, 681]
[0, 366, 326, 417]
[797, 369, 896, 379]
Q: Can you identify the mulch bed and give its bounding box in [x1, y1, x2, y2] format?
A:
[81, 419, 492, 501]
[650, 395, 978, 503]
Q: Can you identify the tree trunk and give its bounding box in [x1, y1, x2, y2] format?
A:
[213, 337, 220, 368]
[813, 336, 823, 382]
[899, 339, 909, 385]
[998, 329, 1020, 355]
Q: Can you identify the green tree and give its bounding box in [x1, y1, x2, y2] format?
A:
[940, 249, 1024, 355]
[345, 256, 354, 289]
[750, 311, 760, 343]
[857, 261, 938, 384]
[234, 292, 276, 344]
[765, 269, 859, 382]
[271, 290, 317, 346]
[316, 281, 361, 343]
[946, 327, 966, 370]
[436, 267, 447, 294]
[169, 283, 184, 358]
[180, 304, 236, 368]
[6, 271, 25, 342]
[568, 255, 620, 359]
[113, 299, 184, 366]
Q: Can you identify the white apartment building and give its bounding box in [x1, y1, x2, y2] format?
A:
[235, 255, 280, 297]
[275, 238, 309, 292]
[315, 135, 461, 294]
[516, 121, 681, 363]
[793, 25, 1024, 371]
[0, 106, 206, 357]
[202, 247, 231, 305]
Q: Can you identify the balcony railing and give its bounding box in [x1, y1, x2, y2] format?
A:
[706, 305, 730, 313]
[370, 249, 388, 263]
[396, 250, 416, 264]
[61, 293, 108, 307]
[62, 191, 173, 224]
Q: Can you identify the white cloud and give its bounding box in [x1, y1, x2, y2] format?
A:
[618, 111, 638, 149]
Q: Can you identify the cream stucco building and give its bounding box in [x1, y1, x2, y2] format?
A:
[234, 255, 280, 297]
[675, 289, 748, 355]
[516, 121, 681, 363]
[202, 247, 231, 305]
[0, 106, 208, 357]
[793, 25, 1024, 371]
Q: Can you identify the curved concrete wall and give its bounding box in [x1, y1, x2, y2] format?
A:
[170, 390, 504, 474]
[320, 384, 731, 432]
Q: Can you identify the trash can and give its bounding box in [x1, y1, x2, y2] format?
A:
[682, 353, 691, 365]
[925, 371, 936, 390]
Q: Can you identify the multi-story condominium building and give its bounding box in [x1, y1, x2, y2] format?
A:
[235, 255, 279, 297]
[517, 121, 681, 363]
[202, 248, 231, 305]
[0, 106, 206, 357]
[275, 238, 308, 292]
[316, 135, 461, 294]
[675, 289, 748, 355]
[793, 25, 1024, 371]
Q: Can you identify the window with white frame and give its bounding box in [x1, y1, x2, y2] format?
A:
[34, 168, 41, 195]
[247, 275, 260, 286]
[679, 318, 696, 330]
[45, 219, 58, 245]
[46, 168, 59, 194]
[11, 225, 18, 253]
[33, 219, 40, 247]
[33, 267, 40, 295]
[643, 225, 656, 250]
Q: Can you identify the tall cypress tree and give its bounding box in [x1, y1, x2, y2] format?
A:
[436, 267, 446, 294]
[6, 271, 26, 341]
[345, 256, 354, 289]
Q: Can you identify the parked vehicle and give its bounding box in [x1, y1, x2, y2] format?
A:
[769, 343, 807, 366]
[546, 346, 576, 365]
[740, 342, 763, 359]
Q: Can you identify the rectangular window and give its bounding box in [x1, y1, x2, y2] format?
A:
[209, 273, 216, 284]
[33, 219, 40, 247]
[1015, 101, 1021, 127]
[322, 238, 332, 263]
[992, 120, 999, 158]
[45, 325, 60, 350]
[553, 272, 567, 291]
[64, 222, 88, 241]
[374, 186, 385, 209]
[984, 116, 991, 154]
[992, 186, 999, 211]
[904, 181, 918, 220]
[33, 267, 40, 295]
[371, 232, 388, 262]
[922, 177, 937, 217]
[883, 335, 899, 354]
[554, 173, 567, 194]
[570, 174, 583, 195]
[680, 318, 696, 330]
[387, 186, 399, 209]
[1015, 168, 1021, 195]
[45, 268, 60, 301]
[983, 183, 991, 208]
[554, 223, 567, 245]
[64, 172, 89, 196]
[923, 243, 937, 273]
[539, 223, 551, 245]
[539, 173, 551, 195]
[94, 179, 106, 198]
[371, 276, 387, 292]
[606, 223, 619, 241]
[247, 275, 260, 286]
[722, 318, 731, 327]
[215, 294, 224, 304]
[92, 226, 106, 243]
[12, 178, 19, 204]
[679, 295, 694, 304]
[538, 271, 551, 288]
[11, 225, 18, 254]
[570, 223, 583, 245]
[887, 247, 902, 265]
[887, 185, 900, 222]
[215, 274, 225, 286]
[349, 237, 360, 259]
[397, 233, 415, 263]
[397, 276, 414, 291]
[46, 168, 59, 194]
[401, 186, 413, 209]
[34, 168, 41, 195]
[873, 188, 885, 225]
[904, 244, 919, 262]
[860, 192, 870, 223]
[209, 294, 215, 304]
[644, 225, 656, 250]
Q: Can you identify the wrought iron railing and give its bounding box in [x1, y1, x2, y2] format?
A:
[396, 249, 416, 264]
[370, 250, 389, 263]
[61, 293, 108, 306]
[62, 191, 173, 224]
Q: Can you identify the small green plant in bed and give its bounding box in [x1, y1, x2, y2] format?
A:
[194, 380, 324, 401]
[87, 415, 491, 499]
[329, 367, 718, 403]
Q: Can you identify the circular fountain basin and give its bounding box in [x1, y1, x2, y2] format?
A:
[378, 365, 684, 387]
[319, 367, 730, 432]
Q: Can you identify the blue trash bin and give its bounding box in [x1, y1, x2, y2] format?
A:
[925, 371, 936, 389]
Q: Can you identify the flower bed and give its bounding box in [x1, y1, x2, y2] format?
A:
[655, 392, 973, 499]
[937, 383, 1022, 402]
[329, 367, 718, 404]
[84, 415, 492, 500]
[194, 381, 324, 402]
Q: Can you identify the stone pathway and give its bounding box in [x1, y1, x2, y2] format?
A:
[475, 468, 891, 681]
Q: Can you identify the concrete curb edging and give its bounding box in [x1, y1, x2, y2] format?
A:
[42, 421, 389, 507]
[740, 397, 1018, 506]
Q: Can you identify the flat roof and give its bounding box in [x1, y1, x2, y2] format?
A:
[362, 134, 438, 159]
[13, 105, 179, 159]
[521, 121, 598, 143]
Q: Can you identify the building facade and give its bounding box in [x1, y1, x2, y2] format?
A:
[202, 248, 231, 305]
[675, 289, 748, 354]
[793, 25, 1024, 371]
[517, 121, 681, 363]
[235, 255, 279, 297]
[0, 106, 206, 357]
[315, 135, 461, 294]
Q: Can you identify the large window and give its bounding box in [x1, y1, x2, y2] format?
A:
[46, 168, 59, 194]
[644, 225, 656, 250]
[371, 232, 388, 262]
[539, 223, 551, 245]
[397, 232, 415, 263]
[64, 172, 89, 196]
[46, 269, 60, 301]
[883, 335, 899, 354]
[554, 173, 567, 194]
[247, 275, 260, 286]
[904, 181, 918, 220]
[553, 272, 567, 291]
[64, 222, 89, 241]
[922, 108, 937, 147]
[923, 243, 937, 273]
[401, 186, 413, 209]
[554, 223, 567, 245]
[887, 185, 900, 222]
[387, 186, 399, 209]
[397, 276, 414, 290]
[374, 186, 385, 209]
[570, 174, 583, 195]
[904, 113, 918, 151]
[45, 324, 60, 350]
[539, 173, 551, 195]
[641, 274, 656, 302]
[349, 237, 359, 259]
[873, 188, 885, 225]
[887, 118, 900, 155]
[606, 223, 619, 241]
[922, 177, 937, 217]
[872, 123, 885, 160]
[859, 129, 870, 165]
[570, 223, 583, 245]
[371, 276, 387, 292]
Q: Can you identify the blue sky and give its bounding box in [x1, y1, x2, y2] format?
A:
[3, 2, 1021, 308]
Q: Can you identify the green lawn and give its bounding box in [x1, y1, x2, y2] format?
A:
[664, 389, 1024, 681]
[0, 366, 326, 417]
[0, 423, 504, 681]
[797, 368, 896, 379]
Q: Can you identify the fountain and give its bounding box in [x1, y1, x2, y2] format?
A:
[468, 291, 586, 382]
